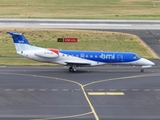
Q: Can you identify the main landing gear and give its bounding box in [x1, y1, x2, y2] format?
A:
[69, 66, 76, 72]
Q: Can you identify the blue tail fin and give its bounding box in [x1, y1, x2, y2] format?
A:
[7, 31, 32, 52]
[7, 31, 43, 53]
[7, 31, 30, 44]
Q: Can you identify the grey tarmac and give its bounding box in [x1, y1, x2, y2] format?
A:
[0, 61, 160, 120]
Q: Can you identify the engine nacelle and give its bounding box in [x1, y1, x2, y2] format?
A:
[34, 50, 59, 59]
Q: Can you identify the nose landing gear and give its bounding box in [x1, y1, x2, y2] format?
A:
[140, 69, 144, 73]
[140, 65, 153, 73]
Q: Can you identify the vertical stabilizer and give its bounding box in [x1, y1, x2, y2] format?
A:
[7, 31, 30, 44]
[7, 31, 31, 52]
[7, 31, 42, 53]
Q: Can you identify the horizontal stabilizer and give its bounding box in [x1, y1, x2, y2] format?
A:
[7, 31, 23, 36]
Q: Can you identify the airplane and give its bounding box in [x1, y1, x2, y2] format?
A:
[7, 31, 155, 72]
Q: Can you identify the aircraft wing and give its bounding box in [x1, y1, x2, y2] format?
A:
[65, 61, 91, 67]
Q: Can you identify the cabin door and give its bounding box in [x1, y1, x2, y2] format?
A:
[80, 53, 85, 58]
[117, 54, 123, 62]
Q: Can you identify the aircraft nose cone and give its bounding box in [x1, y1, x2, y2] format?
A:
[151, 61, 155, 66]
[141, 58, 155, 66]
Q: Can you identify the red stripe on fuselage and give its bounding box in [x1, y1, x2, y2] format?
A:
[48, 48, 59, 55]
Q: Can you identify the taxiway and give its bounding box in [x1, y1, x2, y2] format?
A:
[0, 60, 160, 120]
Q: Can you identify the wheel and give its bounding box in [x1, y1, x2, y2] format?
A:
[69, 66, 77, 72]
[69, 67, 74, 72]
[69, 67, 76, 72]
[140, 69, 144, 73]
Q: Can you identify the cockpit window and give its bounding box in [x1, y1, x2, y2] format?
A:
[133, 54, 140, 59]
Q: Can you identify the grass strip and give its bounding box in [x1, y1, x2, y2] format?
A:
[0, 0, 160, 20]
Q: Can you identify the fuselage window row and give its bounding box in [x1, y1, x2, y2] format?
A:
[63, 54, 100, 59]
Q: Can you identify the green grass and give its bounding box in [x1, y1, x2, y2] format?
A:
[0, 0, 160, 19]
[0, 28, 158, 65]
[0, 58, 57, 66]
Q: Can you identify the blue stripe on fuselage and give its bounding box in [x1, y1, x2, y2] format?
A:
[59, 50, 141, 63]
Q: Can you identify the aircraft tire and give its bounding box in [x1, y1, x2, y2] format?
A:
[69, 67, 74, 72]
[140, 69, 144, 73]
